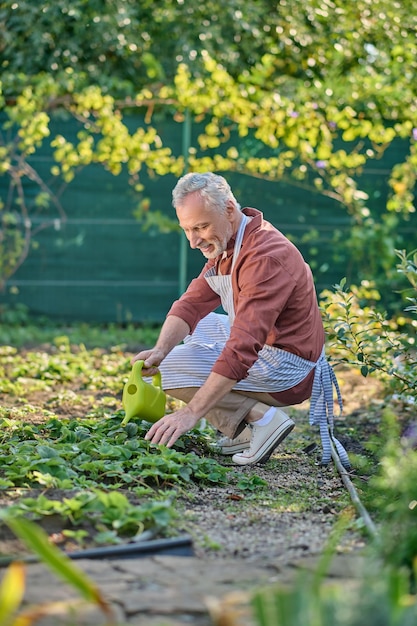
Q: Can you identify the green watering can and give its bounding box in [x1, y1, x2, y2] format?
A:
[122, 360, 166, 426]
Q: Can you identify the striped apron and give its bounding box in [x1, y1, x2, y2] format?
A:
[160, 214, 350, 468]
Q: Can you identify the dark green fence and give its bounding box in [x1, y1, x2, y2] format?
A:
[1, 115, 416, 323]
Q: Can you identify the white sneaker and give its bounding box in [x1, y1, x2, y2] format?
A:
[215, 426, 252, 455]
[232, 409, 295, 466]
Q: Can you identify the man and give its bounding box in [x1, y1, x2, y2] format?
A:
[132, 172, 350, 468]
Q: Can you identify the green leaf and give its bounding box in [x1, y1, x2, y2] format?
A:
[36, 445, 60, 459]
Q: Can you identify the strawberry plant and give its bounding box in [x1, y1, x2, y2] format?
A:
[0, 408, 236, 551]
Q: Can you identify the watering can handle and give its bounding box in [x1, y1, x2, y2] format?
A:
[132, 359, 162, 389]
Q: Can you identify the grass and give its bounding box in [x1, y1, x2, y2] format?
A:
[0, 306, 160, 350]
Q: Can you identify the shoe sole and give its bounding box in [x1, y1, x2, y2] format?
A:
[219, 443, 250, 455]
[232, 419, 295, 466]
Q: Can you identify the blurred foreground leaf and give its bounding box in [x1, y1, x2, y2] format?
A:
[0, 562, 25, 626]
[1, 516, 113, 621]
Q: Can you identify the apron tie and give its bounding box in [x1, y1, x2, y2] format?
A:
[310, 349, 351, 469]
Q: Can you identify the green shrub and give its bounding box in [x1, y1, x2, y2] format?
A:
[366, 407, 417, 580]
[320, 250, 417, 402]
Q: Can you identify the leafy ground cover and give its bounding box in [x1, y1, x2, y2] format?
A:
[0, 321, 412, 565]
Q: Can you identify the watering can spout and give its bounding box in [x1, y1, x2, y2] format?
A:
[122, 360, 166, 426]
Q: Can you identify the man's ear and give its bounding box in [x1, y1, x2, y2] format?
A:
[226, 200, 236, 219]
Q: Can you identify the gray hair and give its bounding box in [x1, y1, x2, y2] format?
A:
[172, 172, 241, 214]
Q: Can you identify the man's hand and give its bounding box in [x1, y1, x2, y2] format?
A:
[131, 348, 165, 376]
[144, 406, 200, 448]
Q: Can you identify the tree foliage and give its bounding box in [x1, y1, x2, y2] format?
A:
[0, 0, 416, 291]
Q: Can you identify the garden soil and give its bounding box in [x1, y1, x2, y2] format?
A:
[0, 367, 407, 625]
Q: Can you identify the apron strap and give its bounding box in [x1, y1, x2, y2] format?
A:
[230, 214, 250, 273]
[310, 349, 351, 469]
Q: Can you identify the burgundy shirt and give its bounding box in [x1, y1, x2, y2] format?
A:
[167, 207, 325, 404]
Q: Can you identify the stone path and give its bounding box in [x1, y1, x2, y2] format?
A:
[15, 549, 365, 625]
